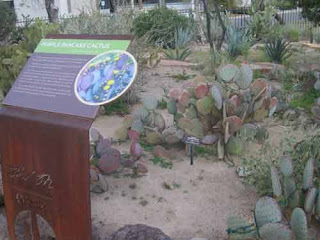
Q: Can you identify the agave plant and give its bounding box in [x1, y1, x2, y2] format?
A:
[225, 26, 252, 58]
[163, 48, 192, 61]
[264, 37, 292, 64]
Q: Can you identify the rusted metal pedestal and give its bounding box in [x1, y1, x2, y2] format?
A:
[0, 107, 93, 240]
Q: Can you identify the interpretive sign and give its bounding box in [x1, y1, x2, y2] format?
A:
[3, 36, 132, 118]
[0, 34, 134, 240]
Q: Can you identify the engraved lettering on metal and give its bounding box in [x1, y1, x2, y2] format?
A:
[16, 193, 47, 210]
[185, 136, 201, 145]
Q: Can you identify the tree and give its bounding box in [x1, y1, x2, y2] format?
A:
[301, 0, 320, 42]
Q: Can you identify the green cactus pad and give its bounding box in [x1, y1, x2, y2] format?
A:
[178, 117, 193, 131]
[123, 115, 134, 129]
[254, 196, 282, 228]
[226, 215, 257, 239]
[283, 177, 299, 209]
[238, 123, 257, 140]
[145, 132, 163, 145]
[271, 167, 282, 198]
[211, 85, 223, 110]
[133, 107, 149, 122]
[167, 99, 177, 115]
[179, 90, 192, 107]
[114, 126, 128, 141]
[194, 83, 209, 99]
[269, 96, 278, 117]
[259, 223, 294, 240]
[226, 136, 244, 156]
[131, 119, 144, 134]
[304, 187, 317, 213]
[196, 96, 214, 115]
[236, 65, 253, 90]
[302, 158, 314, 191]
[250, 79, 267, 96]
[218, 64, 239, 82]
[291, 208, 308, 240]
[142, 96, 158, 110]
[279, 155, 294, 177]
[185, 105, 198, 119]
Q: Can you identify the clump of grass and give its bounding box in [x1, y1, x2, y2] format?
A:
[150, 156, 173, 169]
[102, 99, 130, 115]
[139, 140, 155, 152]
[194, 145, 216, 156]
[129, 183, 137, 189]
[157, 98, 167, 109]
[290, 89, 320, 111]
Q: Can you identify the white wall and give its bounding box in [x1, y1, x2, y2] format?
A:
[14, 0, 97, 22]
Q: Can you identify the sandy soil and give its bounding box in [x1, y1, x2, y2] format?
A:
[91, 115, 257, 240]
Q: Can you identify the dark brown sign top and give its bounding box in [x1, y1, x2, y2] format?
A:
[3, 53, 99, 119]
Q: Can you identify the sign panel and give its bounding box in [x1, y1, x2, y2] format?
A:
[3, 36, 132, 119]
[74, 50, 137, 106]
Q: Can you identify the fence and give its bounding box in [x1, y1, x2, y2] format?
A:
[15, 4, 320, 37]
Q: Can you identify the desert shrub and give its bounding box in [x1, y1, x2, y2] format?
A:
[132, 7, 190, 48]
[60, 10, 135, 35]
[282, 26, 301, 42]
[273, 0, 296, 9]
[264, 37, 292, 63]
[0, 19, 59, 95]
[0, 2, 16, 42]
[225, 26, 252, 58]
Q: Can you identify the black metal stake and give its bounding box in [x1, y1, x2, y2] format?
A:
[190, 144, 194, 165]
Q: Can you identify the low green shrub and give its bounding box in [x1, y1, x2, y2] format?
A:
[132, 7, 191, 48]
[0, 2, 16, 41]
[264, 37, 292, 63]
[283, 26, 301, 42]
[0, 19, 59, 95]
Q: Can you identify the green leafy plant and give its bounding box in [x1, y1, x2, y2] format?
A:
[225, 26, 252, 58]
[282, 26, 301, 42]
[102, 99, 130, 115]
[150, 156, 173, 169]
[132, 7, 190, 48]
[163, 48, 192, 61]
[302, 0, 320, 42]
[264, 37, 292, 63]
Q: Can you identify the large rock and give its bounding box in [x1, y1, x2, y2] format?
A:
[96, 138, 112, 156]
[107, 224, 171, 240]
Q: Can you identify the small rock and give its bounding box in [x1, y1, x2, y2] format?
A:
[96, 138, 112, 156]
[201, 134, 218, 145]
[153, 145, 170, 159]
[107, 224, 172, 240]
[90, 174, 108, 194]
[283, 109, 299, 121]
[136, 162, 148, 174]
[130, 141, 143, 161]
[90, 128, 102, 142]
[98, 148, 121, 175]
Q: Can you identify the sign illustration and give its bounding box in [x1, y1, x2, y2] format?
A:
[74, 50, 137, 106]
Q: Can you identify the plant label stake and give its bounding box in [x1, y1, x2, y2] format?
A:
[185, 136, 200, 165]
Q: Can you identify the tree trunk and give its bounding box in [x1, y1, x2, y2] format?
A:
[202, 0, 214, 49]
[159, 0, 166, 7]
[138, 0, 143, 9]
[45, 0, 59, 23]
[213, 1, 226, 50]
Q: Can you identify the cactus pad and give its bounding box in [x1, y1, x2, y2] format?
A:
[130, 141, 143, 161]
[304, 187, 317, 213]
[194, 83, 209, 99]
[271, 167, 282, 198]
[169, 88, 182, 100]
[115, 126, 128, 141]
[283, 176, 299, 208]
[167, 99, 177, 115]
[226, 136, 244, 155]
[317, 187, 320, 217]
[218, 64, 239, 82]
[269, 96, 278, 117]
[254, 196, 282, 227]
[98, 148, 121, 175]
[259, 223, 294, 240]
[133, 107, 149, 122]
[142, 96, 158, 110]
[236, 65, 253, 90]
[290, 208, 308, 240]
[179, 90, 192, 107]
[210, 85, 223, 110]
[123, 115, 134, 128]
[250, 79, 267, 96]
[185, 105, 198, 119]
[225, 115, 243, 135]
[279, 155, 294, 177]
[145, 132, 163, 145]
[196, 96, 214, 115]
[131, 119, 144, 134]
[302, 158, 314, 191]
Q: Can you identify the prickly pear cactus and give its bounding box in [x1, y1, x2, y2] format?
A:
[317, 187, 320, 217]
[304, 187, 317, 213]
[283, 177, 299, 209]
[271, 167, 282, 198]
[236, 65, 253, 90]
[142, 96, 158, 110]
[259, 223, 294, 240]
[167, 99, 177, 115]
[218, 64, 239, 82]
[255, 197, 282, 227]
[133, 107, 149, 122]
[211, 85, 223, 110]
[290, 207, 308, 240]
[226, 215, 257, 239]
[131, 119, 144, 134]
[302, 158, 314, 191]
[279, 155, 294, 177]
[196, 96, 214, 115]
